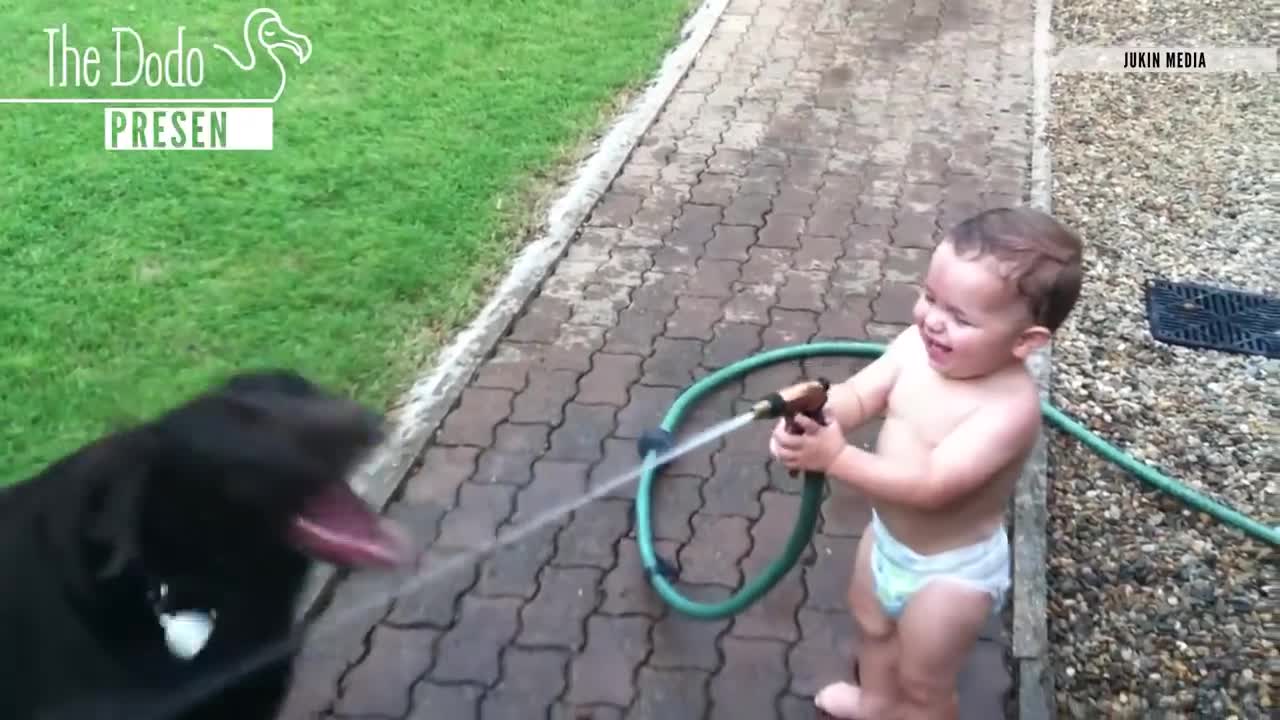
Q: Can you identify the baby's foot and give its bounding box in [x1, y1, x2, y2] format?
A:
[814, 682, 881, 719]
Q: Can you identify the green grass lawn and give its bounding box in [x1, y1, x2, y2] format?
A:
[0, 0, 694, 485]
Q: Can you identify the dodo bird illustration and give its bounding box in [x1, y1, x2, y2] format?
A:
[213, 8, 313, 102]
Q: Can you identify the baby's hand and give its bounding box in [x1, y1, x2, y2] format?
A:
[770, 412, 846, 474]
[767, 418, 789, 461]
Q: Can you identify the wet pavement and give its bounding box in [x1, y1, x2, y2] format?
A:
[279, 0, 1032, 716]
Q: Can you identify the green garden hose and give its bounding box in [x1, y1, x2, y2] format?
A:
[634, 341, 1279, 621]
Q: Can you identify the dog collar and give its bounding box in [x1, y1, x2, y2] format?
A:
[151, 582, 216, 661]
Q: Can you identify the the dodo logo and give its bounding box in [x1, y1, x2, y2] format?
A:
[0, 7, 312, 151]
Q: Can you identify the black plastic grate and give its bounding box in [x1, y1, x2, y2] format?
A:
[1144, 279, 1279, 359]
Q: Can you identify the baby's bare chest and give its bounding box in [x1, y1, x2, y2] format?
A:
[883, 362, 990, 446]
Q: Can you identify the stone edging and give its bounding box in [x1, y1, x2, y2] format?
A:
[1013, 0, 1057, 717]
[293, 0, 734, 620]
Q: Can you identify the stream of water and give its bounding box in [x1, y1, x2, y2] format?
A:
[141, 410, 759, 718]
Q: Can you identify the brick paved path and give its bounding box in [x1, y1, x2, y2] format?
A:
[280, 0, 1032, 717]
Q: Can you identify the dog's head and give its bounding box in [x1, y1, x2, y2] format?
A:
[110, 369, 413, 581]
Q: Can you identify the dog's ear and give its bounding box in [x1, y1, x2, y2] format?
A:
[84, 467, 145, 579]
[42, 440, 150, 593]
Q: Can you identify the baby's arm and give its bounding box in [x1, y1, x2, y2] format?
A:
[822, 328, 910, 430]
[824, 384, 1041, 509]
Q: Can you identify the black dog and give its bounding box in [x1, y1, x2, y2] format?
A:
[0, 370, 414, 720]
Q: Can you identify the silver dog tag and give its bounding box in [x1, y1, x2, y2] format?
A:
[159, 610, 215, 660]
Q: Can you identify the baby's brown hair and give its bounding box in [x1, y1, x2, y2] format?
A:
[944, 207, 1084, 331]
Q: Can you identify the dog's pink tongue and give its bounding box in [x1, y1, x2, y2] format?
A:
[288, 483, 414, 569]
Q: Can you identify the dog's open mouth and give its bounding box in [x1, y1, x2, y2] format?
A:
[286, 482, 414, 569]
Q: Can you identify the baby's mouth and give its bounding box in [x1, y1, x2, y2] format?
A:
[924, 335, 952, 356]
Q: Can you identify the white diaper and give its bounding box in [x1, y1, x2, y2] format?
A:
[868, 511, 1010, 619]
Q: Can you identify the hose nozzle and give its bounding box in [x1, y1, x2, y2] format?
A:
[752, 379, 830, 421]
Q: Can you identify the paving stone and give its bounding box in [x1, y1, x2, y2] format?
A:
[546, 404, 615, 462]
[480, 647, 569, 720]
[404, 445, 479, 504]
[540, 326, 607, 373]
[431, 596, 521, 685]
[789, 608, 856, 697]
[471, 448, 536, 489]
[554, 497, 632, 569]
[777, 270, 827, 312]
[815, 299, 872, 340]
[508, 296, 572, 342]
[778, 692, 819, 719]
[758, 212, 805, 249]
[647, 473, 703, 543]
[686, 258, 741, 298]
[615, 385, 679, 439]
[510, 368, 580, 426]
[701, 452, 768, 518]
[702, 321, 763, 370]
[820, 482, 872, 537]
[793, 234, 844, 272]
[435, 482, 515, 550]
[335, 625, 437, 718]
[691, 173, 740, 206]
[578, 353, 643, 406]
[892, 209, 941, 248]
[567, 615, 651, 707]
[647, 585, 731, 672]
[804, 534, 858, 613]
[511, 460, 590, 525]
[605, 308, 668, 356]
[601, 537, 676, 618]
[723, 193, 772, 226]
[518, 565, 603, 651]
[588, 192, 643, 228]
[670, 204, 722, 251]
[706, 225, 756, 261]
[845, 224, 891, 260]
[740, 164, 785, 195]
[630, 272, 687, 314]
[276, 586, 384, 719]
[708, 637, 789, 720]
[884, 245, 932, 283]
[739, 246, 791, 285]
[474, 522, 557, 600]
[679, 513, 751, 587]
[664, 296, 724, 341]
[628, 667, 711, 719]
[409, 681, 483, 719]
[472, 343, 534, 391]
[739, 488, 809, 634]
[722, 283, 775, 325]
[640, 337, 704, 387]
[597, 248, 653, 288]
[437, 387, 514, 447]
[386, 545, 480, 628]
[957, 640, 1014, 720]
[492, 422, 551, 454]
[873, 282, 920, 325]
[761, 308, 818, 348]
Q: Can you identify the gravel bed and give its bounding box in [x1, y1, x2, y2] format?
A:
[1044, 2, 1277, 718]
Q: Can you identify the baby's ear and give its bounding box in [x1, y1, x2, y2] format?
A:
[1012, 325, 1052, 360]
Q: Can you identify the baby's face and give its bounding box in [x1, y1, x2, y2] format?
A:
[912, 241, 1034, 379]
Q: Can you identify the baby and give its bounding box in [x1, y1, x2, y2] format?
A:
[770, 207, 1084, 719]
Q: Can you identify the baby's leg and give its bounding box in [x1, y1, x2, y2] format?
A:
[895, 580, 993, 720]
[814, 529, 898, 719]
